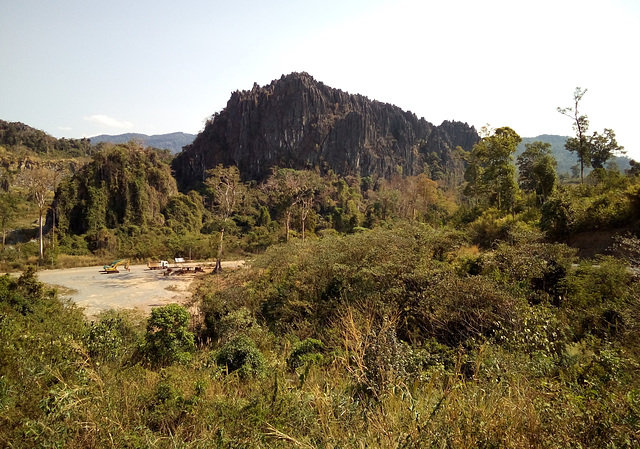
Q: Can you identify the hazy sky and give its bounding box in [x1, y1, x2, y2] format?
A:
[2, 0, 639, 159]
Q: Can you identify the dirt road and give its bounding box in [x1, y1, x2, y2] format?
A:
[36, 261, 244, 318]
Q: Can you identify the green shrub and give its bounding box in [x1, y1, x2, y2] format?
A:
[0, 267, 44, 315]
[216, 307, 263, 344]
[362, 319, 413, 392]
[402, 272, 523, 346]
[466, 208, 511, 248]
[215, 335, 266, 378]
[410, 338, 455, 375]
[145, 379, 196, 435]
[561, 257, 635, 339]
[84, 311, 142, 362]
[480, 242, 576, 301]
[143, 304, 195, 366]
[493, 303, 567, 360]
[612, 233, 640, 267]
[287, 338, 325, 370]
[57, 234, 91, 256]
[540, 190, 576, 238]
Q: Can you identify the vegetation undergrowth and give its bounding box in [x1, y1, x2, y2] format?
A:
[2, 223, 639, 447]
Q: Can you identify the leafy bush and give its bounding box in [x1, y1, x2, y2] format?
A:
[143, 304, 195, 366]
[410, 338, 455, 375]
[215, 335, 266, 378]
[402, 271, 523, 346]
[57, 234, 91, 256]
[361, 318, 413, 393]
[466, 208, 512, 248]
[216, 307, 264, 344]
[0, 268, 86, 445]
[254, 223, 445, 334]
[612, 233, 640, 267]
[84, 310, 142, 362]
[0, 266, 44, 315]
[287, 338, 325, 370]
[561, 257, 635, 339]
[144, 378, 197, 435]
[542, 186, 636, 238]
[540, 189, 576, 238]
[494, 303, 567, 360]
[480, 242, 576, 302]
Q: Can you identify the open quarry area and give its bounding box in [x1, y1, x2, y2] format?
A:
[35, 261, 244, 318]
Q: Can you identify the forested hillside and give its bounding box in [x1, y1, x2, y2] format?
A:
[0, 120, 92, 158]
[54, 143, 177, 238]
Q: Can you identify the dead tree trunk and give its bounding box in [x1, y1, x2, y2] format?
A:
[214, 227, 224, 273]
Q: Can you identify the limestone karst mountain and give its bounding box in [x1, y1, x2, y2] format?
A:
[172, 72, 480, 188]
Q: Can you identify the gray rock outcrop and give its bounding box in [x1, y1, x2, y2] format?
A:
[173, 72, 479, 188]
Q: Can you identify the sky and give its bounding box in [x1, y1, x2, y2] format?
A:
[1, 0, 639, 159]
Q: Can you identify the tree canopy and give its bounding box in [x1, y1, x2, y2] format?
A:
[516, 141, 557, 202]
[464, 126, 521, 212]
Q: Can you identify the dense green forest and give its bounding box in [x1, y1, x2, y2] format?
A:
[1, 116, 640, 446]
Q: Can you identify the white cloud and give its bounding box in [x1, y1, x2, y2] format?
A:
[57, 126, 72, 131]
[85, 114, 133, 129]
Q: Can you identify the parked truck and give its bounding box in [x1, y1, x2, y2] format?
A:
[147, 260, 169, 270]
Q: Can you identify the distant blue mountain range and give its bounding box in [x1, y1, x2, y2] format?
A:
[89, 132, 196, 154]
[89, 131, 630, 175]
[517, 134, 631, 176]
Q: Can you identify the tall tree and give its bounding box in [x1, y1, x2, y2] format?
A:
[558, 87, 590, 183]
[380, 174, 439, 222]
[464, 127, 521, 213]
[264, 169, 323, 241]
[264, 169, 297, 241]
[295, 171, 324, 241]
[558, 87, 625, 182]
[205, 165, 244, 273]
[18, 168, 58, 259]
[0, 191, 19, 247]
[516, 141, 557, 203]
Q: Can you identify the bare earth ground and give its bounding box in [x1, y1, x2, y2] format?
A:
[35, 261, 244, 318]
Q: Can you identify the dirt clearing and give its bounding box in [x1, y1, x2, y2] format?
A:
[36, 261, 244, 318]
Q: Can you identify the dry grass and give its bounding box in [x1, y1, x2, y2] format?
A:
[1, 254, 103, 273]
[457, 244, 481, 257]
[45, 283, 79, 296]
[54, 254, 104, 269]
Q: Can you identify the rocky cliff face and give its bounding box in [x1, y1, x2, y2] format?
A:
[173, 72, 479, 187]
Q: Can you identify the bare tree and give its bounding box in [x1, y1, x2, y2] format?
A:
[18, 167, 58, 259]
[205, 165, 244, 273]
[263, 169, 322, 241]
